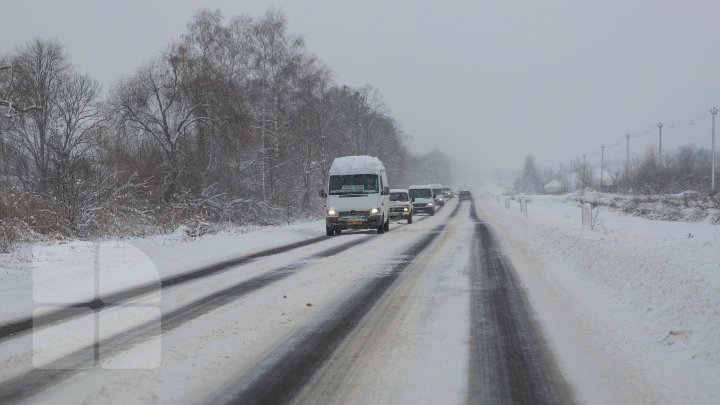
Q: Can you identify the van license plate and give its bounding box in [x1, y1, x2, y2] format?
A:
[347, 220, 363, 225]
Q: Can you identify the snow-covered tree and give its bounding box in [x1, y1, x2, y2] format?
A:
[513, 155, 542, 194]
[111, 48, 215, 202]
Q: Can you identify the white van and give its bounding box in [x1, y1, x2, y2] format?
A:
[408, 184, 436, 216]
[322, 156, 391, 236]
[429, 183, 444, 207]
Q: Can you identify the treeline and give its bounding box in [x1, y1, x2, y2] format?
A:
[513, 145, 717, 195]
[0, 8, 452, 249]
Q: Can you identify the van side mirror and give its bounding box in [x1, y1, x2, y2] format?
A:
[319, 189, 327, 198]
[411, 197, 415, 202]
[383, 186, 390, 195]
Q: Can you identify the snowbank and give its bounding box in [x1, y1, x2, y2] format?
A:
[561, 189, 719, 224]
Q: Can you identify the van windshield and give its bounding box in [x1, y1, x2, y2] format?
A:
[389, 192, 408, 202]
[409, 188, 432, 199]
[329, 174, 379, 195]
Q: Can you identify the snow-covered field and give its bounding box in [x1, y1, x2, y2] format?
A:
[477, 185, 720, 403]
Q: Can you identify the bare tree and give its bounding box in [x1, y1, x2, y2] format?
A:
[0, 64, 18, 117]
[0, 63, 42, 118]
[246, 8, 304, 200]
[111, 49, 215, 202]
[45, 72, 103, 234]
[50, 73, 102, 165]
[1, 39, 116, 237]
[4, 39, 69, 190]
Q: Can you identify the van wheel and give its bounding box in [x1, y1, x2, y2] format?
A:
[430, 209, 435, 216]
[383, 218, 390, 232]
[335, 229, 342, 234]
[377, 216, 385, 234]
[326, 227, 334, 236]
[407, 214, 413, 224]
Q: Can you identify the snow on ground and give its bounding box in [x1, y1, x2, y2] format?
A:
[477, 184, 720, 404]
[0, 220, 325, 323]
[2, 184, 719, 402]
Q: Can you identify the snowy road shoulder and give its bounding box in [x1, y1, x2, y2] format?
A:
[476, 190, 720, 404]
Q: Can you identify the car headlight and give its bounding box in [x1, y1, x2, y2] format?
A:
[327, 208, 337, 216]
[428, 202, 434, 206]
[370, 207, 379, 215]
[403, 207, 409, 212]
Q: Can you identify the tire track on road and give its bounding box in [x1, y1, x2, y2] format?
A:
[0, 234, 384, 403]
[220, 201, 462, 404]
[468, 200, 573, 404]
[0, 235, 330, 341]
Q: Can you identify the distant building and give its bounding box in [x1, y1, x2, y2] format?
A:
[543, 179, 564, 194]
[593, 169, 616, 192]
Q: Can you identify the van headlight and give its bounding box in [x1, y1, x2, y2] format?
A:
[428, 202, 434, 207]
[327, 208, 337, 216]
[403, 207, 409, 212]
[370, 207, 379, 215]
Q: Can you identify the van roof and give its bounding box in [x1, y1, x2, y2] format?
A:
[329, 155, 385, 175]
[408, 184, 432, 189]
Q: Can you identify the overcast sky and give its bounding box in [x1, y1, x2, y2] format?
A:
[3, 0, 720, 176]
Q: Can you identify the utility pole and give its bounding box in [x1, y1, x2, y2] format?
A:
[626, 133, 631, 192]
[712, 107, 718, 191]
[600, 145, 605, 192]
[657, 122, 664, 166]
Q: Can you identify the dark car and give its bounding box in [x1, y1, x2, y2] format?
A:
[458, 190, 472, 201]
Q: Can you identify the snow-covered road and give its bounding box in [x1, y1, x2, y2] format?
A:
[0, 198, 572, 404]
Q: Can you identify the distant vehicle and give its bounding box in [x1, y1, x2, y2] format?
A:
[458, 190, 473, 201]
[321, 156, 391, 236]
[442, 187, 454, 199]
[388, 189, 413, 223]
[408, 185, 436, 216]
[429, 183, 444, 206]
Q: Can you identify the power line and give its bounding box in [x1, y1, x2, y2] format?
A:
[569, 108, 717, 165]
[664, 110, 712, 129]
